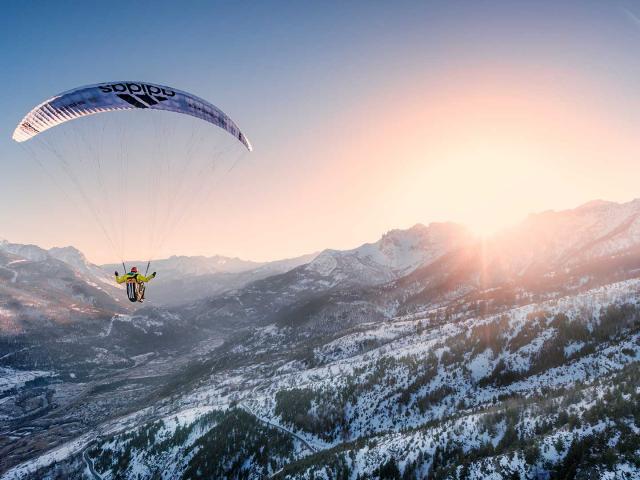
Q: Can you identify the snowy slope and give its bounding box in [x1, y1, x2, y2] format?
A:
[5, 199, 640, 479]
[34, 278, 639, 480]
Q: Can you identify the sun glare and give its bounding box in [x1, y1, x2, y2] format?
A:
[466, 215, 509, 239]
[340, 65, 640, 244]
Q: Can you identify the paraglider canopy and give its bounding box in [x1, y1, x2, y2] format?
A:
[13, 81, 252, 151]
[11, 81, 251, 269]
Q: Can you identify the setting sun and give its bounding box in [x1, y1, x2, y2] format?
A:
[322, 65, 640, 242]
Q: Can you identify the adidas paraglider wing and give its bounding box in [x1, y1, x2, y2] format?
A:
[12, 81, 252, 151]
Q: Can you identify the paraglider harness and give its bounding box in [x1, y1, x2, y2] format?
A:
[125, 275, 145, 303]
[121, 261, 151, 303]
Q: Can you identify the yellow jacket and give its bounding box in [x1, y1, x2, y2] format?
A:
[115, 272, 155, 284]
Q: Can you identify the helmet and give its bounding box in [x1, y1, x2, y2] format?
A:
[130, 266, 138, 273]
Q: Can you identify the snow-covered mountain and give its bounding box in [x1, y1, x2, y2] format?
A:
[0, 242, 126, 334]
[179, 199, 640, 336]
[305, 222, 473, 287]
[488, 198, 640, 276]
[3, 198, 640, 479]
[48, 246, 117, 288]
[0, 241, 116, 289]
[10, 271, 639, 479]
[178, 223, 476, 332]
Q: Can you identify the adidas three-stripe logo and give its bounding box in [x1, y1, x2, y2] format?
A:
[116, 92, 169, 108]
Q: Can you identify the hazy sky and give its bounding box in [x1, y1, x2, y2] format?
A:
[2, 1, 640, 263]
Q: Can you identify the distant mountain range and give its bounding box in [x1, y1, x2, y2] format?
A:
[102, 254, 263, 278]
[4, 198, 640, 334]
[179, 198, 640, 336]
[101, 252, 319, 305]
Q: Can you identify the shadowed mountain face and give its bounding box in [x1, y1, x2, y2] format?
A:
[0, 243, 125, 334]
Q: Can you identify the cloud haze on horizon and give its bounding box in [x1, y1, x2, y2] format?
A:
[2, 1, 640, 263]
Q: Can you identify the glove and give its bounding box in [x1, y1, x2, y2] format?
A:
[115, 271, 119, 276]
[152, 272, 157, 277]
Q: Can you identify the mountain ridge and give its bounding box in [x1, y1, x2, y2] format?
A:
[2, 197, 640, 479]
